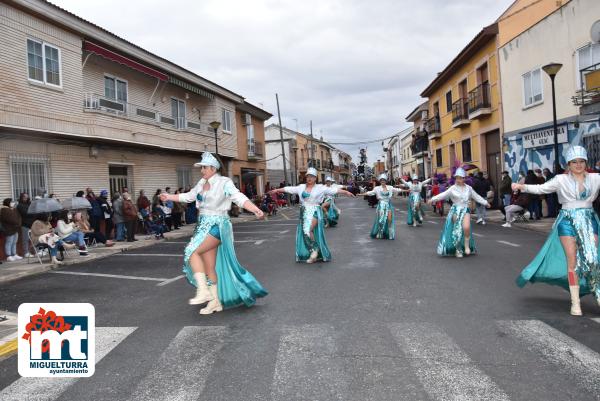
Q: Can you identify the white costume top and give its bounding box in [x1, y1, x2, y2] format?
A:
[522, 173, 600, 210]
[429, 184, 487, 208]
[284, 184, 338, 206]
[401, 178, 431, 193]
[178, 174, 249, 216]
[365, 185, 402, 201]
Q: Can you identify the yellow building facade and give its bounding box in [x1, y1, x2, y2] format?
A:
[421, 24, 502, 189]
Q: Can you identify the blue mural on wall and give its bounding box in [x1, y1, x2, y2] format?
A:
[504, 121, 600, 181]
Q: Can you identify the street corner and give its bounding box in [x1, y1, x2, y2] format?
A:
[0, 310, 18, 359]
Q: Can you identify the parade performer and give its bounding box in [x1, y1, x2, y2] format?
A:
[400, 175, 431, 227]
[160, 153, 267, 315]
[428, 168, 490, 257]
[361, 173, 402, 239]
[270, 168, 355, 263]
[512, 146, 600, 316]
[322, 176, 345, 227]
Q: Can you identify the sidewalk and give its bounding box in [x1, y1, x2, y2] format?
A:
[483, 209, 555, 234]
[0, 214, 258, 285]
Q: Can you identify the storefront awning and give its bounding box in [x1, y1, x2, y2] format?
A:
[83, 41, 168, 81]
[168, 76, 215, 100]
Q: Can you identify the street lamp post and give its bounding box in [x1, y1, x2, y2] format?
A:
[209, 121, 221, 156]
[542, 62, 563, 174]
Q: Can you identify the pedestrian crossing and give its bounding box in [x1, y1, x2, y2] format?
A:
[2, 320, 600, 400]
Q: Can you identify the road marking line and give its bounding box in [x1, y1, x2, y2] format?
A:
[390, 322, 510, 401]
[271, 325, 349, 401]
[472, 233, 484, 238]
[116, 253, 179, 257]
[427, 221, 439, 224]
[0, 338, 17, 358]
[129, 326, 228, 401]
[234, 230, 292, 234]
[49, 271, 168, 281]
[497, 240, 520, 247]
[0, 327, 136, 401]
[280, 212, 291, 220]
[498, 320, 600, 394]
[590, 318, 600, 324]
[156, 274, 185, 287]
[236, 223, 297, 226]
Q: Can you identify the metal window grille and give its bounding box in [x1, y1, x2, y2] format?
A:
[10, 155, 49, 200]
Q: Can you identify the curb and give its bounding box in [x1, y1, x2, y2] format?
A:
[0, 338, 17, 358]
[0, 215, 259, 285]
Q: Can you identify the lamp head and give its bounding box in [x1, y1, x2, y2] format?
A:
[209, 121, 221, 131]
[542, 63, 563, 77]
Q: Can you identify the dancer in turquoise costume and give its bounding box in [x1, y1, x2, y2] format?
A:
[270, 168, 355, 263]
[512, 146, 600, 316]
[428, 168, 490, 258]
[361, 173, 402, 239]
[160, 152, 267, 315]
[400, 174, 431, 227]
[322, 176, 346, 228]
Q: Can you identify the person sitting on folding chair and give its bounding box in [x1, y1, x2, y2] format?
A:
[54, 214, 89, 256]
[30, 215, 75, 266]
[142, 208, 166, 239]
[73, 212, 114, 247]
[502, 190, 530, 228]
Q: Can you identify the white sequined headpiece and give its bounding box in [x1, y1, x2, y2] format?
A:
[325, 176, 333, 182]
[454, 167, 466, 178]
[194, 152, 220, 169]
[411, 174, 419, 181]
[306, 167, 318, 177]
[566, 145, 587, 162]
[378, 173, 388, 181]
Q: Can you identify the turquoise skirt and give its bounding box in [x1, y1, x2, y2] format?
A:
[370, 200, 395, 239]
[437, 204, 475, 256]
[516, 208, 600, 297]
[296, 204, 331, 262]
[407, 192, 423, 225]
[324, 196, 339, 227]
[183, 215, 268, 309]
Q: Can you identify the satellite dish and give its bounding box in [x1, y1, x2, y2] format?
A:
[592, 20, 600, 43]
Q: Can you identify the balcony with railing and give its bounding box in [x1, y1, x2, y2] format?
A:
[83, 93, 212, 136]
[452, 98, 470, 128]
[426, 116, 441, 138]
[468, 83, 491, 119]
[410, 134, 429, 158]
[573, 63, 600, 114]
[247, 139, 264, 159]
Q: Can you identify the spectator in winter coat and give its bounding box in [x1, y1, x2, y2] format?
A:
[98, 189, 113, 240]
[472, 172, 491, 225]
[112, 193, 125, 241]
[525, 170, 541, 220]
[137, 190, 151, 211]
[17, 192, 34, 257]
[122, 193, 138, 242]
[1, 198, 23, 261]
[502, 190, 530, 228]
[171, 189, 183, 229]
[499, 171, 512, 207]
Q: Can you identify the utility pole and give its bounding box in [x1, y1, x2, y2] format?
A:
[275, 93, 289, 185]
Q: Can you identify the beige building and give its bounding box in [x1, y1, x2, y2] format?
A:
[0, 0, 267, 203]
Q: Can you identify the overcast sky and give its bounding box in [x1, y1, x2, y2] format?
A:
[52, 0, 513, 163]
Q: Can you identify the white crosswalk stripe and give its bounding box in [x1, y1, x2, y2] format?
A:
[4, 321, 600, 400]
[498, 319, 600, 395]
[0, 327, 136, 401]
[271, 324, 349, 401]
[129, 326, 228, 401]
[389, 322, 510, 401]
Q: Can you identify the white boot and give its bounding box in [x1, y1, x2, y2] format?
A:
[307, 249, 319, 264]
[51, 256, 63, 266]
[464, 237, 471, 256]
[189, 273, 213, 305]
[569, 285, 582, 316]
[200, 284, 223, 315]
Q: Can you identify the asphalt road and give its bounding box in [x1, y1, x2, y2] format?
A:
[1, 197, 600, 401]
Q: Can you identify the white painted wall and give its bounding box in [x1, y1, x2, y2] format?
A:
[499, 0, 600, 134]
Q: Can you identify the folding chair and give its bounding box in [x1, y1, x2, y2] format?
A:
[27, 230, 50, 265]
[85, 235, 98, 248]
